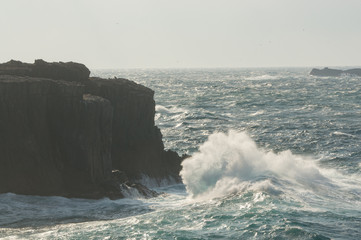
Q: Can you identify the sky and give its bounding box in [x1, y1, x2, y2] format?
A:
[1, 0, 361, 69]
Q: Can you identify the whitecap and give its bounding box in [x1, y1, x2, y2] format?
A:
[155, 105, 170, 113]
[180, 130, 328, 200]
[137, 174, 179, 188]
[250, 110, 264, 116]
[331, 131, 357, 138]
[155, 105, 188, 115]
[245, 75, 279, 81]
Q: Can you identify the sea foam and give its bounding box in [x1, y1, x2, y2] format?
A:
[181, 130, 327, 199]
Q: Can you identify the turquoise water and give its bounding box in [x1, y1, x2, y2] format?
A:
[1, 68, 361, 239]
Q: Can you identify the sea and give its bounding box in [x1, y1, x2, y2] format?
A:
[1, 68, 361, 239]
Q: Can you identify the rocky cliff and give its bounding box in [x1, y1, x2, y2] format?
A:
[310, 67, 361, 77]
[0, 60, 182, 199]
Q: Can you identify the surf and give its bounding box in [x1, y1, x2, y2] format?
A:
[180, 130, 360, 204]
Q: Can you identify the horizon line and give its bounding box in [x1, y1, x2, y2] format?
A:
[90, 65, 361, 70]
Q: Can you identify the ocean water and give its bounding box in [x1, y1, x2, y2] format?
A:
[1, 68, 361, 239]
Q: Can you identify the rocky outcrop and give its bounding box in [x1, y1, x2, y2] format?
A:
[344, 68, 361, 76]
[0, 59, 90, 82]
[0, 60, 182, 199]
[310, 67, 361, 77]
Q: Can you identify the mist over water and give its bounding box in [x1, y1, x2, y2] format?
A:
[2, 68, 361, 239]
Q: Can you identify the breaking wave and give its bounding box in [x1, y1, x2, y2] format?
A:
[181, 130, 330, 199]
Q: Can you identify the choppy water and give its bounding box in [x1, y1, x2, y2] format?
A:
[1, 68, 361, 239]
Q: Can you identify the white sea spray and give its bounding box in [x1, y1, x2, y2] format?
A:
[181, 130, 327, 199]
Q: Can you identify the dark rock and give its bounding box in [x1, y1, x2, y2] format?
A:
[128, 182, 159, 198]
[112, 170, 129, 184]
[0, 60, 33, 76]
[32, 59, 90, 82]
[310, 67, 343, 77]
[0, 59, 90, 82]
[344, 68, 361, 76]
[0, 76, 114, 199]
[120, 182, 160, 198]
[310, 67, 361, 77]
[0, 60, 182, 199]
[86, 77, 182, 181]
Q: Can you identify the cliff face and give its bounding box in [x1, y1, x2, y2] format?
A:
[86, 78, 181, 180]
[0, 60, 181, 199]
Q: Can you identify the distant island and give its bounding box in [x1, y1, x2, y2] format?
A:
[310, 67, 361, 77]
[0, 59, 183, 199]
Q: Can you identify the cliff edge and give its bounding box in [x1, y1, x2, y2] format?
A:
[0, 60, 182, 199]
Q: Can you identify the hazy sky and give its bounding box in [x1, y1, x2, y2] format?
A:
[1, 0, 361, 69]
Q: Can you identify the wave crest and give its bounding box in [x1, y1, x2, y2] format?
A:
[180, 130, 326, 199]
